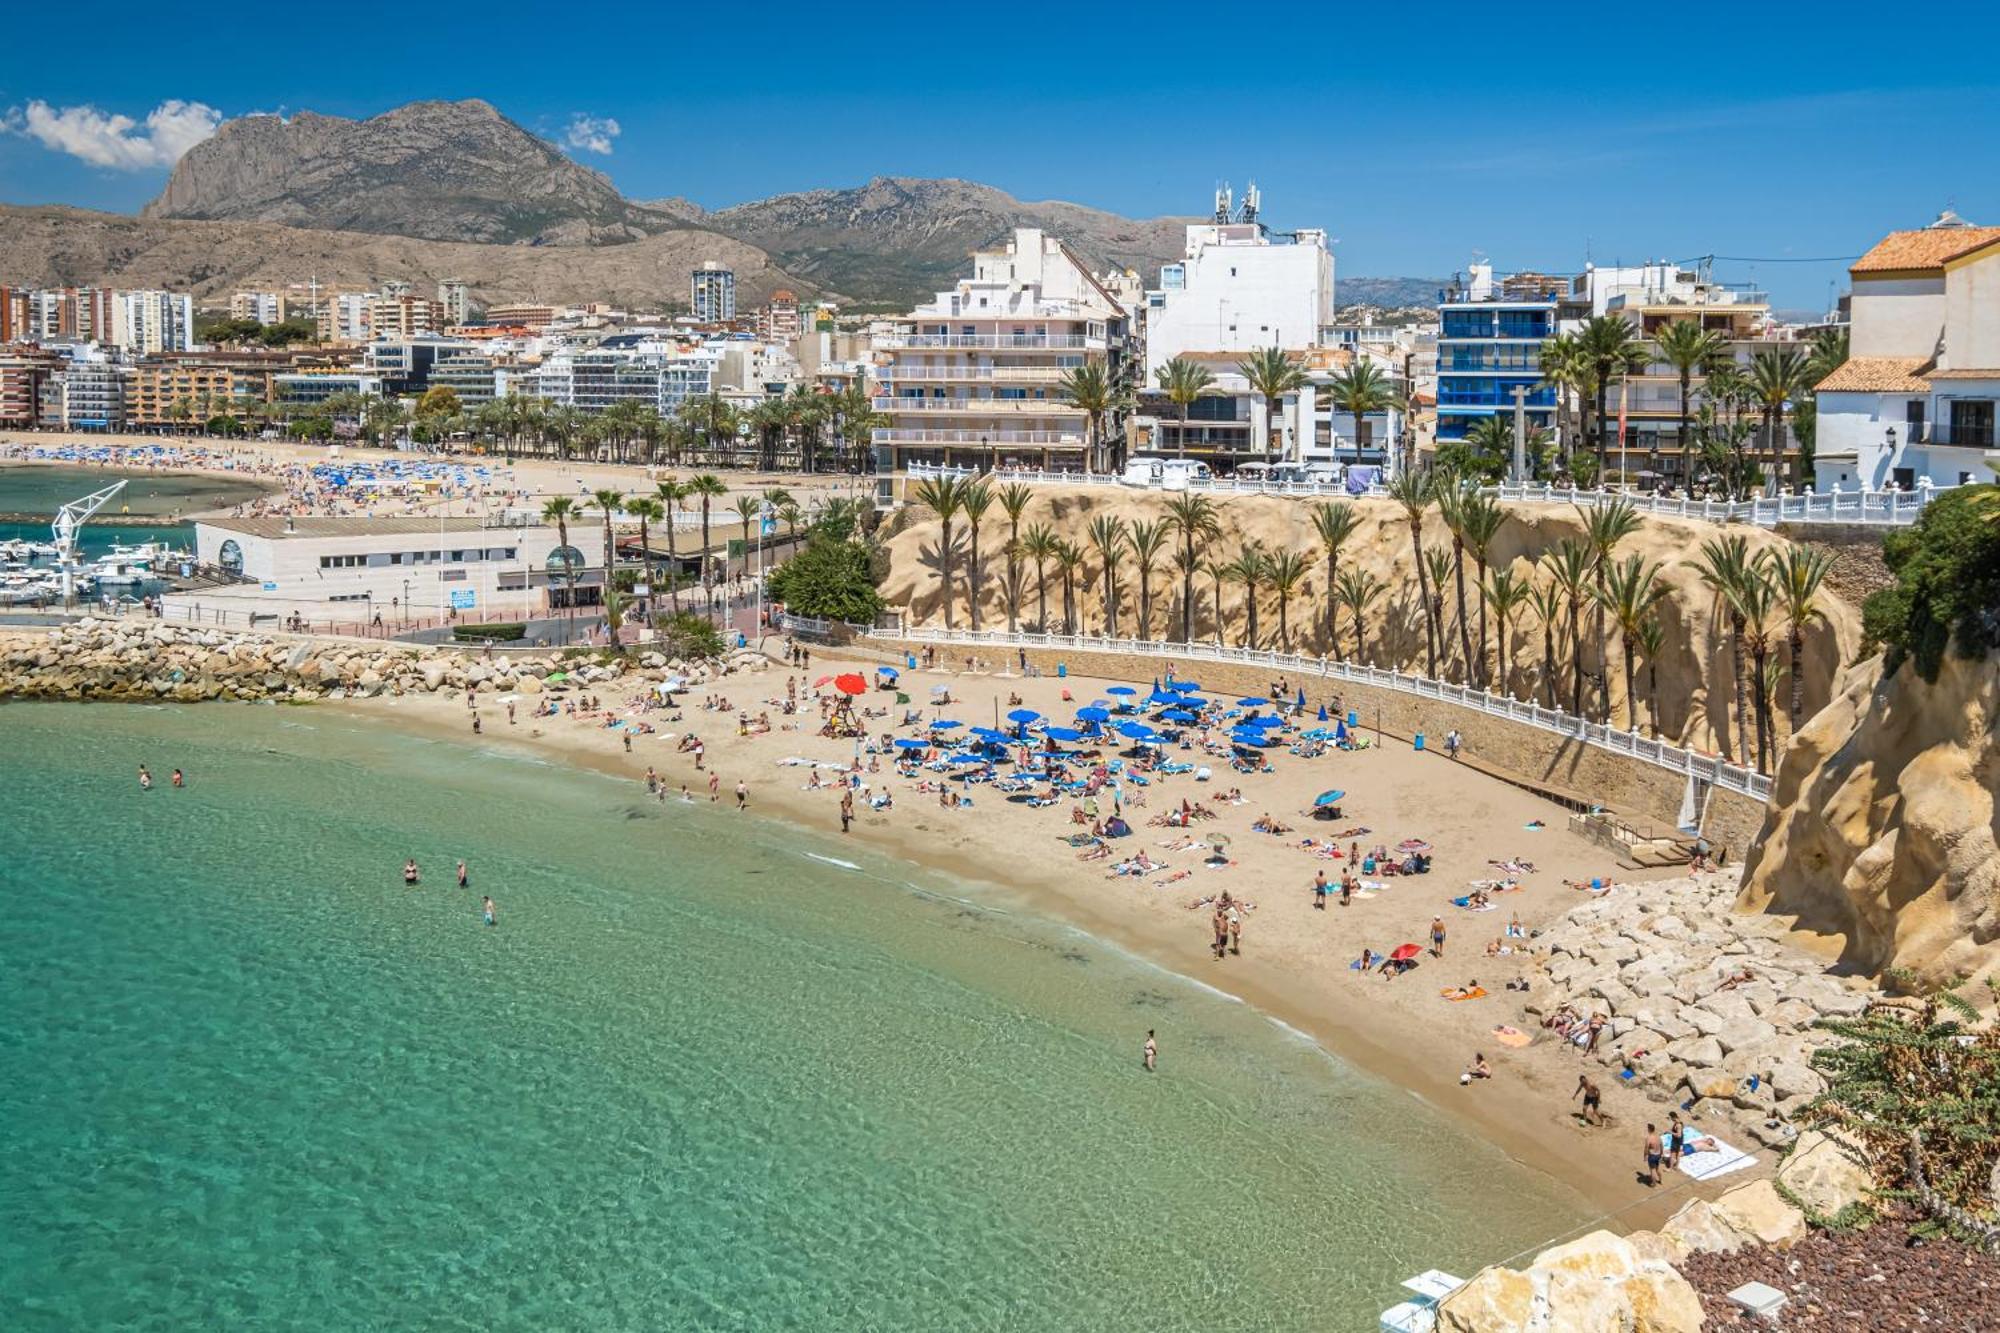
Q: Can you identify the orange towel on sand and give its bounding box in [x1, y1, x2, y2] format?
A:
[1441, 986, 1488, 1001]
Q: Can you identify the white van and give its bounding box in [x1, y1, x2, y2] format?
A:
[1121, 456, 1213, 490]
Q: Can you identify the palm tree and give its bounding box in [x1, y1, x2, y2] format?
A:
[909, 474, 971, 629]
[1483, 568, 1530, 696]
[1223, 543, 1269, 649]
[1386, 470, 1439, 675]
[1169, 546, 1201, 644]
[1736, 566, 1780, 772]
[1459, 492, 1506, 686]
[1693, 534, 1756, 765]
[1058, 362, 1114, 473]
[1237, 347, 1306, 458]
[625, 497, 664, 616]
[542, 496, 579, 633]
[1761, 544, 1835, 734]
[995, 482, 1036, 632]
[588, 490, 628, 648]
[1524, 579, 1566, 709]
[960, 480, 994, 632]
[1576, 315, 1651, 482]
[1200, 557, 1229, 647]
[1334, 568, 1384, 662]
[1541, 539, 1595, 715]
[1162, 493, 1222, 643]
[1652, 319, 1730, 491]
[654, 478, 690, 610]
[1793, 327, 1850, 473]
[1086, 513, 1129, 636]
[777, 503, 805, 545]
[1311, 500, 1362, 653]
[1634, 614, 1667, 738]
[1019, 524, 1059, 632]
[1747, 347, 1812, 495]
[1267, 549, 1310, 654]
[1154, 356, 1215, 457]
[1421, 546, 1453, 679]
[1053, 539, 1087, 634]
[1538, 331, 1586, 467]
[1129, 519, 1169, 640]
[686, 473, 729, 607]
[1325, 361, 1395, 463]
[1437, 481, 1478, 682]
[1596, 554, 1667, 731]
[732, 493, 762, 578]
[1579, 498, 1641, 721]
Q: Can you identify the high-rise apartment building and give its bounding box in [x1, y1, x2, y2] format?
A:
[437, 279, 470, 326]
[691, 261, 736, 322]
[110, 290, 196, 354]
[0, 286, 31, 344]
[368, 294, 443, 340]
[1435, 263, 1560, 454]
[870, 227, 1127, 472]
[759, 290, 801, 342]
[230, 291, 283, 324]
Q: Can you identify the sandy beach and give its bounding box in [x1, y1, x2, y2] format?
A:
[343, 643, 1706, 1231]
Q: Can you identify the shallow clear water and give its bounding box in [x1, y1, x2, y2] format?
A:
[0, 703, 1590, 1329]
[0, 463, 268, 521]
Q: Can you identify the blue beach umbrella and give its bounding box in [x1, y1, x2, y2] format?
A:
[1105, 685, 1137, 697]
[1076, 706, 1110, 723]
[1236, 696, 1267, 707]
[1313, 789, 1347, 807]
[1116, 721, 1156, 740]
[893, 738, 928, 750]
[971, 726, 1012, 742]
[948, 754, 986, 765]
[929, 719, 963, 730]
[1171, 680, 1202, 693]
[1006, 708, 1041, 723]
[1244, 714, 1284, 728]
[1161, 708, 1197, 722]
[1318, 705, 1329, 721]
[1045, 726, 1085, 742]
[1146, 690, 1181, 705]
[1296, 687, 1307, 710]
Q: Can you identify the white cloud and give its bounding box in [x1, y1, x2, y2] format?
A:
[4, 98, 223, 170]
[563, 113, 621, 156]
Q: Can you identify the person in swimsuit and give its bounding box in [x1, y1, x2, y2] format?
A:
[138, 765, 153, 790]
[171, 768, 184, 788]
[1574, 1075, 1603, 1126]
[1644, 1124, 1664, 1185]
[1312, 870, 1329, 910]
[1431, 916, 1447, 957]
[1666, 1112, 1685, 1169]
[1227, 903, 1243, 956]
[482, 896, 496, 927]
[457, 861, 469, 889]
[403, 859, 421, 885]
[839, 790, 854, 833]
[735, 780, 748, 811]
[1143, 1030, 1157, 1072]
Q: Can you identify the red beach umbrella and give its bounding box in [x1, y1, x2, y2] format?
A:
[834, 673, 868, 696]
[1389, 943, 1423, 963]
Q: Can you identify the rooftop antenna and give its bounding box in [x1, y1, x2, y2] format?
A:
[1214, 183, 1232, 225]
[1241, 181, 1261, 224]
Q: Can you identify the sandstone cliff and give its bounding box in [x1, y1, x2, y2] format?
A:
[1738, 649, 2000, 989]
[878, 487, 1861, 756]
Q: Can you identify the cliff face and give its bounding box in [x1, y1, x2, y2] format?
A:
[878, 487, 1860, 756]
[1739, 650, 2000, 988]
[143, 100, 672, 246]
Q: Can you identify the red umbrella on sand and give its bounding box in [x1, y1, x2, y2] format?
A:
[834, 673, 867, 696]
[812, 675, 834, 688]
[1389, 943, 1423, 963]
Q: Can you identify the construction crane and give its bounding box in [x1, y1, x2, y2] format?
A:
[53, 481, 127, 602]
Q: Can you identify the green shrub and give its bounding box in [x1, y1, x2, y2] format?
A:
[1862, 486, 2000, 681]
[766, 537, 885, 624]
[452, 622, 526, 642]
[654, 612, 727, 661]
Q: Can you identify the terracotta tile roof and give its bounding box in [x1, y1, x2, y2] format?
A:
[1850, 227, 2000, 274]
[1923, 367, 2000, 380]
[1814, 357, 1933, 393]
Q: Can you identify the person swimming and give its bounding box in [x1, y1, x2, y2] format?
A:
[403, 859, 421, 885]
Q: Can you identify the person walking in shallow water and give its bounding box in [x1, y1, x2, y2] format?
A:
[482, 896, 496, 927]
[457, 860, 469, 889]
[138, 765, 152, 790]
[1143, 1030, 1158, 1072]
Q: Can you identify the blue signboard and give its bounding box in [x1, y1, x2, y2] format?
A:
[449, 589, 477, 610]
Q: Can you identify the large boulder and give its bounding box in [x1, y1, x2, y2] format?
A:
[1437, 1231, 1702, 1333]
[1660, 1179, 1806, 1256]
[1776, 1128, 1873, 1219]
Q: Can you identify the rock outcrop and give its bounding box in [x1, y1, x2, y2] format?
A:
[1523, 869, 1883, 1149]
[0, 620, 761, 704]
[1739, 650, 2000, 989]
[879, 487, 1860, 756]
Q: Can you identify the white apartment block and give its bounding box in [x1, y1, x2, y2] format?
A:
[523, 337, 719, 417]
[1142, 185, 1334, 377]
[110, 290, 195, 354]
[869, 227, 1127, 472]
[691, 262, 736, 322]
[437, 279, 470, 327]
[230, 291, 282, 324]
[1815, 213, 2000, 490]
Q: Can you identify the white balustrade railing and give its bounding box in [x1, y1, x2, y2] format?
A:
[900, 463, 1950, 527]
[863, 624, 1773, 803]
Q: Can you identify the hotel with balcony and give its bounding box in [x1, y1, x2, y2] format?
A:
[1435, 263, 1560, 452]
[870, 227, 1128, 473]
[1814, 213, 2000, 491]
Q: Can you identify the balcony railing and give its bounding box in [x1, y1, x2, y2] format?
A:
[1903, 422, 1997, 449]
[869, 365, 1070, 383]
[872, 396, 1080, 413]
[875, 428, 1084, 446]
[872, 333, 1102, 350]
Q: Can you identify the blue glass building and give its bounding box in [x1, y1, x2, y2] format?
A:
[1435, 291, 1558, 446]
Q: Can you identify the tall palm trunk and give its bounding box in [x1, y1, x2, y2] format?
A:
[1181, 538, 1198, 643]
[1541, 614, 1557, 709]
[1034, 562, 1049, 633]
[1750, 642, 1771, 772]
[1473, 554, 1491, 687]
[1592, 562, 1612, 722]
[1788, 627, 1807, 735]
[1567, 591, 1586, 714]
[1410, 529, 1438, 676]
[1450, 538, 1474, 683]
[1622, 638, 1639, 732]
[967, 526, 982, 633]
[1678, 367, 1694, 491]
[1210, 571, 1225, 647]
[1728, 612, 1750, 766]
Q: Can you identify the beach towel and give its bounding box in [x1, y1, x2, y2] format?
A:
[1676, 1134, 1757, 1181]
[1491, 1025, 1532, 1048]
[1441, 986, 1487, 1001]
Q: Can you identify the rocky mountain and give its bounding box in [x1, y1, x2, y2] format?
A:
[704, 176, 1193, 303]
[1335, 276, 1448, 311]
[0, 204, 796, 311]
[144, 100, 675, 246]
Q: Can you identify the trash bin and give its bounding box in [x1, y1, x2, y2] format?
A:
[1057, 663, 1067, 678]
[1347, 710, 1359, 728]
[906, 654, 916, 670]
[1413, 732, 1425, 751]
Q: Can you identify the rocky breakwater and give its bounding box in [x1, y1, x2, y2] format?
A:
[1523, 869, 1883, 1151]
[0, 619, 770, 703]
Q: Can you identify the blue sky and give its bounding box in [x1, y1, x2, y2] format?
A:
[3, 0, 1998, 310]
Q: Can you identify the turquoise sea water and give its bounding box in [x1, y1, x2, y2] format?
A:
[0, 703, 1592, 1329]
[0, 463, 270, 519]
